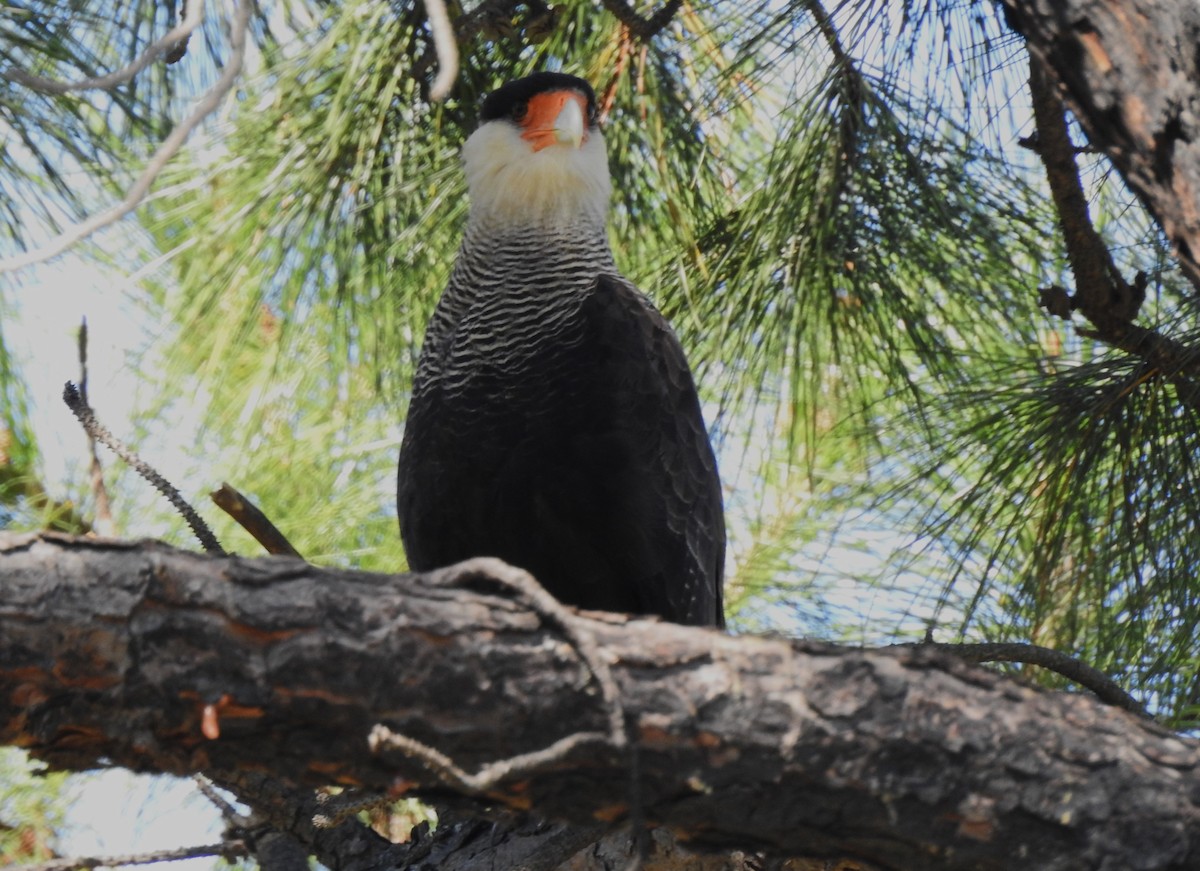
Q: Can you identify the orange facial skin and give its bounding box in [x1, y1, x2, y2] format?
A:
[518, 90, 590, 151]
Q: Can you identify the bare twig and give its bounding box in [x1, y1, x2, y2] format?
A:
[370, 725, 612, 795]
[76, 319, 115, 536]
[0, 0, 251, 273]
[193, 774, 245, 823]
[2, 0, 206, 94]
[61, 382, 225, 555]
[13, 842, 246, 871]
[893, 640, 1148, 718]
[211, 482, 303, 558]
[600, 0, 683, 40]
[423, 0, 459, 101]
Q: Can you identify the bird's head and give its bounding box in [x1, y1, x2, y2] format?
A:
[462, 72, 611, 228]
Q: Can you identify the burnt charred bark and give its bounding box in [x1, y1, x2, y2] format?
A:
[1, 533, 1198, 870]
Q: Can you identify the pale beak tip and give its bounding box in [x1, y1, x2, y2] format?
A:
[553, 99, 586, 149]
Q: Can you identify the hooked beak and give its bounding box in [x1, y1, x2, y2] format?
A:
[520, 91, 588, 152]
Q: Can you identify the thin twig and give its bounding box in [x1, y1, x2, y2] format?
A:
[2, 0, 205, 94]
[77, 319, 115, 536]
[193, 774, 245, 823]
[893, 640, 1149, 718]
[370, 725, 612, 795]
[211, 482, 303, 558]
[13, 842, 245, 871]
[61, 382, 225, 555]
[598, 26, 633, 124]
[423, 0, 459, 101]
[0, 0, 251, 273]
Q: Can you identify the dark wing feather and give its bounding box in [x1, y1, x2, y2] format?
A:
[397, 273, 725, 627]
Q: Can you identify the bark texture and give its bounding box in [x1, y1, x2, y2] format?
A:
[1000, 0, 1200, 285]
[2, 533, 1199, 870]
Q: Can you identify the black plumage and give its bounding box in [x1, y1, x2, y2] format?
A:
[397, 73, 724, 627]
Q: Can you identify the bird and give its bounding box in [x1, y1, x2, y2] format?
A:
[397, 72, 725, 627]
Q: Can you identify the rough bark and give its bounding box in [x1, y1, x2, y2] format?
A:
[1000, 0, 1200, 288]
[1, 533, 1199, 870]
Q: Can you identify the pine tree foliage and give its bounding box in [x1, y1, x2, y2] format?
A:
[3, 0, 1200, 726]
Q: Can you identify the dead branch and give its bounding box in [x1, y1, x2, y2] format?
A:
[61, 383, 224, 555]
[192, 774, 244, 823]
[429, 557, 629, 748]
[76, 320, 115, 537]
[210, 483, 301, 558]
[370, 725, 612, 796]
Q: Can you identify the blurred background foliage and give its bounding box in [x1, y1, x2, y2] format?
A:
[3, 0, 1199, 754]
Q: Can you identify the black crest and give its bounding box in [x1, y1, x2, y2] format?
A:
[479, 72, 597, 124]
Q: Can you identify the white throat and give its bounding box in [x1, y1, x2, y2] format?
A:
[461, 122, 612, 229]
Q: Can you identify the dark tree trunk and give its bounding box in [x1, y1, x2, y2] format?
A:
[1, 533, 1198, 870]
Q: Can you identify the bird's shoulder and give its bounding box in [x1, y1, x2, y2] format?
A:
[578, 274, 703, 400]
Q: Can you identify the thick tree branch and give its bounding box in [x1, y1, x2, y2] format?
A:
[2, 533, 1199, 869]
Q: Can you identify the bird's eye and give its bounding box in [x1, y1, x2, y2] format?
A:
[511, 101, 528, 122]
[587, 104, 599, 126]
